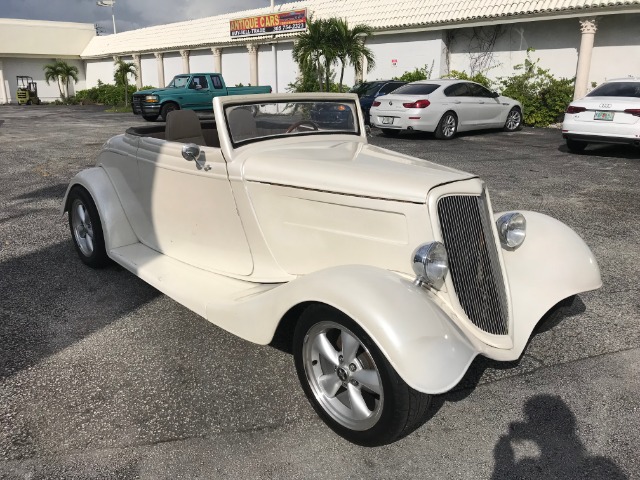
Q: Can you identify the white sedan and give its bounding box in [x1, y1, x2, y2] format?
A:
[562, 78, 640, 152]
[369, 79, 523, 139]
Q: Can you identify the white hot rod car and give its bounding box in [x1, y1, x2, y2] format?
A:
[63, 93, 601, 446]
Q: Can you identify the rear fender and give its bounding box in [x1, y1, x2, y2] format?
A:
[62, 167, 137, 251]
[207, 265, 478, 395]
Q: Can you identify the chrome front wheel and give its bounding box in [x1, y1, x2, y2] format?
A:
[67, 187, 110, 268]
[302, 320, 384, 431]
[293, 304, 432, 446]
[71, 199, 94, 257]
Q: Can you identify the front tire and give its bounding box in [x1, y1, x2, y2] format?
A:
[503, 107, 523, 131]
[566, 138, 588, 153]
[293, 304, 432, 446]
[68, 187, 110, 268]
[160, 102, 179, 121]
[434, 112, 457, 139]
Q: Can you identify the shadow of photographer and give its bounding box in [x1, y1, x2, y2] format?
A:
[492, 395, 627, 479]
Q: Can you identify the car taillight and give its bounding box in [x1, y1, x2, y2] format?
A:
[372, 101, 381, 107]
[623, 109, 640, 117]
[566, 106, 586, 114]
[403, 99, 430, 108]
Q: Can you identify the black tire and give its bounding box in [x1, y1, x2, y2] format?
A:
[67, 187, 110, 268]
[143, 114, 159, 122]
[503, 107, 524, 132]
[434, 111, 458, 139]
[26, 100, 32, 106]
[160, 102, 179, 121]
[381, 128, 400, 137]
[566, 138, 587, 153]
[293, 304, 432, 446]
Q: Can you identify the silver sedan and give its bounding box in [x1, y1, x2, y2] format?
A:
[370, 79, 523, 139]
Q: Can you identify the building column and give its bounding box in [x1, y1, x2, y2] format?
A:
[132, 53, 142, 89]
[247, 44, 258, 86]
[211, 47, 222, 74]
[0, 61, 8, 104]
[180, 49, 190, 74]
[154, 52, 165, 87]
[574, 18, 598, 100]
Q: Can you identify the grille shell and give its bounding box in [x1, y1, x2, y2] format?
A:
[437, 193, 509, 335]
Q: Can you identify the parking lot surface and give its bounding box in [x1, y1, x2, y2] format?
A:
[0, 105, 638, 479]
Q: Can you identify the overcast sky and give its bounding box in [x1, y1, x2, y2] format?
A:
[2, 0, 289, 34]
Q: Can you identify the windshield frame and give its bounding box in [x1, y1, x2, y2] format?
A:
[167, 75, 191, 88]
[223, 98, 362, 149]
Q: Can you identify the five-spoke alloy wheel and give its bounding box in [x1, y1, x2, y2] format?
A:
[294, 304, 432, 446]
[68, 187, 110, 268]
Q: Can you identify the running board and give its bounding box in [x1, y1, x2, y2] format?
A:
[109, 243, 277, 319]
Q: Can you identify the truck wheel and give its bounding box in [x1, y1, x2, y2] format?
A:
[160, 103, 179, 121]
[67, 187, 110, 268]
[143, 114, 159, 122]
[293, 304, 432, 446]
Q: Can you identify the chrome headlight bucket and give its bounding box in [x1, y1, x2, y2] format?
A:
[412, 242, 448, 289]
[496, 212, 526, 249]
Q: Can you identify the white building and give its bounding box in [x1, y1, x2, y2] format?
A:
[1, 0, 639, 104]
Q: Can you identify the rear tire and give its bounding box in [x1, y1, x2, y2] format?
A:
[503, 107, 523, 131]
[381, 128, 400, 137]
[293, 304, 432, 446]
[67, 187, 110, 268]
[434, 112, 457, 139]
[160, 102, 179, 121]
[566, 138, 587, 153]
[143, 114, 159, 122]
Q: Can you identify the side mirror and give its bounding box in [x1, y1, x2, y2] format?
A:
[182, 143, 201, 162]
[491, 91, 499, 98]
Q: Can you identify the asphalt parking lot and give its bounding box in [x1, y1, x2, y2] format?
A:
[0, 105, 638, 479]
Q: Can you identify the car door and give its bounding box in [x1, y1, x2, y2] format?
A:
[468, 83, 505, 126]
[134, 139, 253, 276]
[184, 75, 212, 110]
[443, 83, 479, 129]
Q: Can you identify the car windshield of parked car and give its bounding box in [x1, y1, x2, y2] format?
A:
[390, 84, 441, 95]
[167, 75, 190, 88]
[362, 82, 384, 97]
[225, 100, 360, 146]
[587, 82, 640, 98]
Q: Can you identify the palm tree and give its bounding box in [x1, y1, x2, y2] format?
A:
[331, 19, 375, 91]
[58, 61, 79, 98]
[292, 17, 335, 92]
[43, 61, 64, 98]
[43, 60, 80, 99]
[114, 59, 138, 106]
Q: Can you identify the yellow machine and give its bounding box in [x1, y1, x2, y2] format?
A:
[16, 76, 41, 105]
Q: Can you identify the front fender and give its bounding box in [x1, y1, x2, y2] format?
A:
[62, 167, 137, 251]
[498, 211, 602, 358]
[207, 265, 478, 395]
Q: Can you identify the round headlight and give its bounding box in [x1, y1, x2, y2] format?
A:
[496, 212, 526, 249]
[412, 242, 448, 289]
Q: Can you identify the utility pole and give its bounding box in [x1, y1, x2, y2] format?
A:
[97, 0, 117, 34]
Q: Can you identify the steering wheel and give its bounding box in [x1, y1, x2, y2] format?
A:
[286, 120, 319, 133]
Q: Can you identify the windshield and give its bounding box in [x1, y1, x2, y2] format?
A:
[362, 82, 384, 97]
[167, 75, 190, 88]
[587, 82, 640, 98]
[225, 100, 360, 146]
[391, 84, 441, 95]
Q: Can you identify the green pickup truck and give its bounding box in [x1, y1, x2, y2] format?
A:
[132, 73, 272, 121]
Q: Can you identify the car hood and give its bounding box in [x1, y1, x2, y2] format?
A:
[241, 139, 475, 203]
[134, 87, 179, 96]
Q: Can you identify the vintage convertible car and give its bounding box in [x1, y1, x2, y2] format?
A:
[62, 93, 601, 446]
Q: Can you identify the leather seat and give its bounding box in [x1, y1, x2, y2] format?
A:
[165, 110, 206, 145]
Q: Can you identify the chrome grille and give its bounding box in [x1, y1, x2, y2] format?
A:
[437, 193, 509, 335]
[132, 94, 143, 114]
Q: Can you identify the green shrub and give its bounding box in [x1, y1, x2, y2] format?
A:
[444, 70, 493, 89]
[393, 62, 434, 82]
[497, 49, 574, 127]
[74, 81, 157, 106]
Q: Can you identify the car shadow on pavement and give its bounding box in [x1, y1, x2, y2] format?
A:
[0, 240, 160, 380]
[491, 395, 628, 479]
[557, 143, 640, 159]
